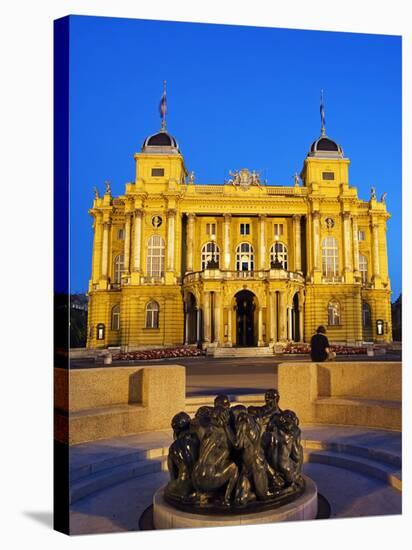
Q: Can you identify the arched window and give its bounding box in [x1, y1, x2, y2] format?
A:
[362, 302, 372, 328]
[146, 235, 165, 277]
[359, 254, 368, 284]
[111, 304, 120, 330]
[236, 243, 254, 271]
[114, 254, 124, 283]
[145, 300, 159, 328]
[270, 242, 288, 270]
[327, 300, 341, 326]
[322, 237, 339, 277]
[96, 323, 105, 340]
[201, 241, 220, 270]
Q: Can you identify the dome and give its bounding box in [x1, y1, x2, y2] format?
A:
[308, 135, 344, 158]
[141, 129, 180, 154]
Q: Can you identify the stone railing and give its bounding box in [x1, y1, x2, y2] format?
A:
[183, 269, 305, 284]
[140, 275, 165, 285]
[321, 275, 344, 283]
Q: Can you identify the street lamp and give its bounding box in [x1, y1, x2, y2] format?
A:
[271, 234, 283, 269]
[207, 234, 219, 268]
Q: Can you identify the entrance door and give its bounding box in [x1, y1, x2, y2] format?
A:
[235, 290, 256, 346]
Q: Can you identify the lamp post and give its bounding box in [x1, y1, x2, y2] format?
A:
[271, 234, 283, 269]
[207, 234, 219, 269]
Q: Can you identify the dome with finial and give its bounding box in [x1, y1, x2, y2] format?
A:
[141, 80, 181, 155]
[307, 90, 344, 159]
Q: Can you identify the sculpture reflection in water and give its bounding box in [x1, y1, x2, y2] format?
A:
[165, 390, 305, 513]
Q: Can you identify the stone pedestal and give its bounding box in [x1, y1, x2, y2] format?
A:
[153, 476, 318, 529]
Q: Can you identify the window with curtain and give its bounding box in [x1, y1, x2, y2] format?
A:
[322, 237, 339, 277]
[111, 304, 120, 330]
[145, 300, 159, 328]
[236, 242, 254, 271]
[114, 254, 125, 283]
[146, 235, 165, 277]
[359, 254, 368, 284]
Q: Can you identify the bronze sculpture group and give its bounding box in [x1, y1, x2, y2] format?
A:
[165, 390, 305, 513]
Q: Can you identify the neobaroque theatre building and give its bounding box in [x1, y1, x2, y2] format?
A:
[87, 106, 392, 351]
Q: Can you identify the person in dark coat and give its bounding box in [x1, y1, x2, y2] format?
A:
[310, 326, 336, 362]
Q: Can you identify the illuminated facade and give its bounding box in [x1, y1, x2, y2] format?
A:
[86, 105, 392, 350]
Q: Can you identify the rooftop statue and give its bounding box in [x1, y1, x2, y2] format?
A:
[164, 390, 305, 513]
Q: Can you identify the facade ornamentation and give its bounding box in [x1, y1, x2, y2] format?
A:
[86, 102, 392, 350]
[164, 391, 304, 512]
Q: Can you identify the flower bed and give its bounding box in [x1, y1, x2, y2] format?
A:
[112, 346, 205, 361]
[284, 343, 367, 355]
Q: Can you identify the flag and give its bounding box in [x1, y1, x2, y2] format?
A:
[159, 90, 167, 120]
[320, 90, 326, 134]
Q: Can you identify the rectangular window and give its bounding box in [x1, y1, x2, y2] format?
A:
[151, 168, 164, 177]
[322, 172, 335, 180]
[117, 228, 125, 240]
[274, 223, 284, 236]
[240, 223, 250, 235]
[206, 223, 216, 236]
[358, 230, 366, 241]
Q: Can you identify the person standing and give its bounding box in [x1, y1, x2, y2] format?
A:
[310, 326, 336, 361]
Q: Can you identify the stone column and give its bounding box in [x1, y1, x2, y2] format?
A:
[278, 291, 287, 341]
[312, 211, 320, 272]
[214, 293, 221, 344]
[293, 215, 302, 273]
[167, 209, 176, 271]
[184, 300, 190, 345]
[343, 212, 352, 279]
[258, 307, 263, 346]
[92, 214, 103, 281]
[101, 220, 111, 279]
[186, 213, 195, 273]
[195, 307, 201, 344]
[203, 292, 211, 343]
[133, 209, 142, 272]
[223, 214, 231, 270]
[352, 215, 360, 275]
[124, 213, 132, 273]
[269, 292, 276, 343]
[227, 307, 232, 346]
[288, 307, 293, 341]
[298, 307, 304, 342]
[372, 222, 380, 279]
[259, 215, 266, 270]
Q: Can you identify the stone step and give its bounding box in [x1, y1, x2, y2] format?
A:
[70, 439, 401, 504]
[212, 347, 274, 357]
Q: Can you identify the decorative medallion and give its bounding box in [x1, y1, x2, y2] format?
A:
[325, 217, 335, 229]
[151, 215, 163, 228]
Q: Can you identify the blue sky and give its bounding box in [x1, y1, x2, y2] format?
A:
[68, 15, 401, 298]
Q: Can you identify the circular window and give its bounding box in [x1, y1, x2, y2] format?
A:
[151, 215, 163, 228]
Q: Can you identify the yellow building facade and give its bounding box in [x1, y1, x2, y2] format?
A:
[87, 116, 392, 351]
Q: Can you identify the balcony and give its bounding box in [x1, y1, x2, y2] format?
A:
[183, 269, 304, 284]
[140, 276, 165, 285]
[321, 276, 344, 283]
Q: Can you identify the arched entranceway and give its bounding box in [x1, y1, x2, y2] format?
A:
[185, 292, 198, 344]
[235, 290, 257, 346]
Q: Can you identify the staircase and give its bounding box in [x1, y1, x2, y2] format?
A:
[211, 346, 274, 358]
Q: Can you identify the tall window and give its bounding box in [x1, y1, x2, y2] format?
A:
[201, 242, 220, 270]
[111, 304, 120, 330]
[358, 229, 366, 241]
[327, 300, 341, 326]
[322, 237, 339, 277]
[146, 235, 165, 277]
[270, 242, 288, 270]
[362, 302, 372, 328]
[114, 254, 125, 283]
[145, 300, 159, 328]
[240, 223, 250, 235]
[236, 243, 254, 271]
[359, 254, 368, 284]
